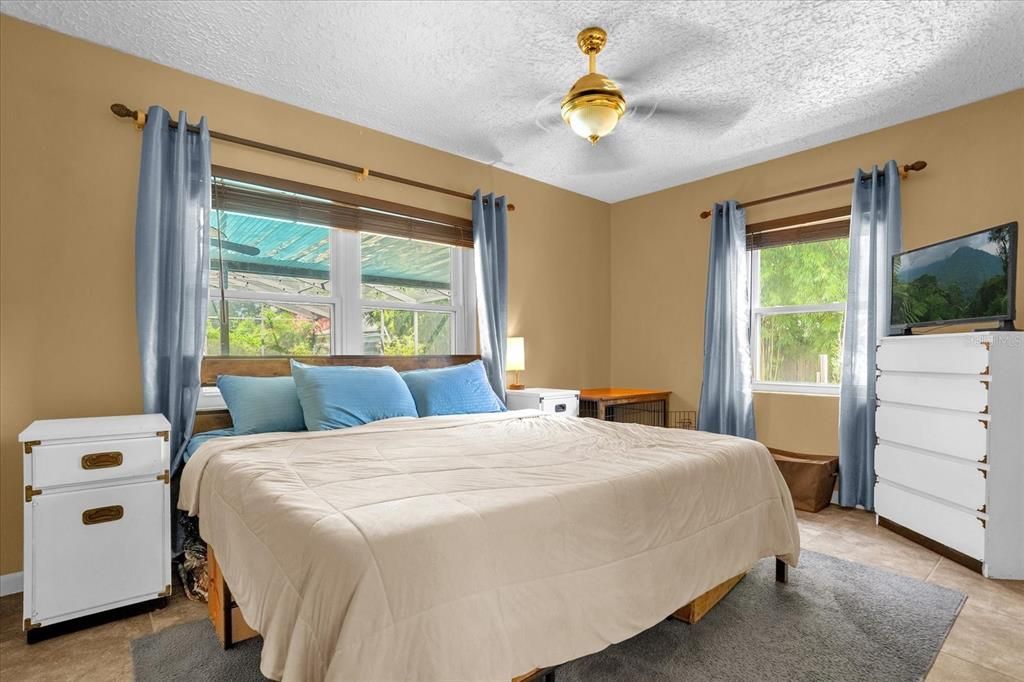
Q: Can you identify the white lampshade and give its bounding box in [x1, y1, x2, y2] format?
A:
[506, 337, 526, 372]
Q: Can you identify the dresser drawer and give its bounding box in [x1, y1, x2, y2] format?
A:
[877, 336, 989, 375]
[875, 481, 985, 560]
[29, 480, 167, 622]
[876, 373, 988, 413]
[30, 437, 165, 488]
[875, 443, 987, 512]
[876, 403, 988, 463]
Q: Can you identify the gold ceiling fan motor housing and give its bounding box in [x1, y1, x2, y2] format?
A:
[561, 27, 627, 145]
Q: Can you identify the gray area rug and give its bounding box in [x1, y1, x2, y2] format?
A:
[132, 551, 964, 681]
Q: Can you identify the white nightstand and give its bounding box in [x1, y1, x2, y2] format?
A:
[506, 388, 580, 416]
[19, 414, 172, 641]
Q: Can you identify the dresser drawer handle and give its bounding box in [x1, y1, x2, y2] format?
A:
[81, 452, 123, 470]
[82, 505, 124, 525]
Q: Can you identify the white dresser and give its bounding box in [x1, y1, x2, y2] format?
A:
[874, 332, 1024, 579]
[19, 414, 172, 639]
[506, 388, 580, 416]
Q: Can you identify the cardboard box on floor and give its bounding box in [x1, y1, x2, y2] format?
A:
[770, 449, 839, 512]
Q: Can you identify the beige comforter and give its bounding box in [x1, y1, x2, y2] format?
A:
[180, 410, 799, 681]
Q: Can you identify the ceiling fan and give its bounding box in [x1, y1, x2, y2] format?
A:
[559, 27, 627, 145]
[532, 26, 749, 154]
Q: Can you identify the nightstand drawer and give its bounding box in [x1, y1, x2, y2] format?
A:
[506, 389, 580, 416]
[29, 480, 168, 623]
[30, 437, 165, 488]
[539, 395, 578, 416]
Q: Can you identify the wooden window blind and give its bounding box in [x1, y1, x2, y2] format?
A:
[212, 166, 474, 248]
[746, 206, 851, 250]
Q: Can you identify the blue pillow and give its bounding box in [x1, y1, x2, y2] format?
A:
[400, 360, 507, 417]
[216, 376, 306, 435]
[290, 361, 418, 430]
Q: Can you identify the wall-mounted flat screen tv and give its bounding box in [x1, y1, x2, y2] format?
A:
[890, 222, 1017, 332]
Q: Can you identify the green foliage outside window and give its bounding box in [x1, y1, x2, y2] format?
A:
[207, 300, 330, 356]
[757, 239, 849, 384]
[362, 308, 452, 355]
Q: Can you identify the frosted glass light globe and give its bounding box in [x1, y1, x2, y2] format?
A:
[568, 105, 621, 144]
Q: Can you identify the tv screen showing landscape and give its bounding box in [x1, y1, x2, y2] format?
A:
[891, 223, 1016, 329]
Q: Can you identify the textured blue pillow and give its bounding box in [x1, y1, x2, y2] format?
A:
[400, 360, 507, 417]
[290, 361, 418, 430]
[216, 376, 306, 435]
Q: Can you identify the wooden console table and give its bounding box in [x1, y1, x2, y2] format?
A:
[579, 388, 671, 423]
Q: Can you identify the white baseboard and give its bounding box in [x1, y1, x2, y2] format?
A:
[0, 571, 23, 597]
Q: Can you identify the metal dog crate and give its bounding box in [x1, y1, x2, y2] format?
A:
[580, 399, 697, 430]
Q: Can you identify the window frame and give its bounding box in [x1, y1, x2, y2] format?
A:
[208, 179, 477, 358]
[748, 238, 847, 397]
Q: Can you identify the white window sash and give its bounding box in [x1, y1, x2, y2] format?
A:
[748, 248, 846, 394]
[208, 224, 477, 357]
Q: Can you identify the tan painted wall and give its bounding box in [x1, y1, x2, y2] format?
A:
[0, 16, 611, 574]
[2, 14, 1020, 577]
[610, 89, 1024, 457]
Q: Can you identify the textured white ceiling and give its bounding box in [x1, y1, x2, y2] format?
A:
[4, 1, 1023, 202]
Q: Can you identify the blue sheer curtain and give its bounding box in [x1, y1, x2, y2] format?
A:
[135, 107, 211, 475]
[839, 161, 902, 509]
[472, 191, 509, 402]
[698, 201, 756, 438]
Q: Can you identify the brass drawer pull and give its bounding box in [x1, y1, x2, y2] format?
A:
[81, 451, 123, 470]
[82, 505, 124, 525]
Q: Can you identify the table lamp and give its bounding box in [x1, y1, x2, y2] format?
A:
[507, 337, 525, 390]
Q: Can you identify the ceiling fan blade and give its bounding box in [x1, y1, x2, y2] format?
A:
[610, 25, 719, 89]
[532, 92, 565, 132]
[627, 98, 752, 134]
[456, 136, 508, 166]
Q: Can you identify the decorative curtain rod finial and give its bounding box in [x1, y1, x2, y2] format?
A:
[111, 103, 146, 129]
[110, 103, 135, 118]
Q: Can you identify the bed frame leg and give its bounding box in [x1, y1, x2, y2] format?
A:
[775, 558, 789, 584]
[221, 573, 233, 650]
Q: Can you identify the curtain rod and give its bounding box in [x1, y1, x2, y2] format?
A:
[110, 103, 515, 212]
[699, 160, 927, 219]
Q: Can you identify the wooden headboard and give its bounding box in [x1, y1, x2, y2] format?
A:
[194, 354, 480, 435]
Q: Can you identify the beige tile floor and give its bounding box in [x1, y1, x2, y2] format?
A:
[1, 506, 1022, 681]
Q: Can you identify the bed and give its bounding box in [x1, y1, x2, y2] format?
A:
[180, 355, 800, 682]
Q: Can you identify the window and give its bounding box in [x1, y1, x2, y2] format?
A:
[749, 213, 850, 394]
[360, 232, 459, 355]
[206, 172, 476, 357]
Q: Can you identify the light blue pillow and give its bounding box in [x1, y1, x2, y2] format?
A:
[290, 361, 418, 430]
[216, 376, 306, 435]
[400, 360, 507, 417]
